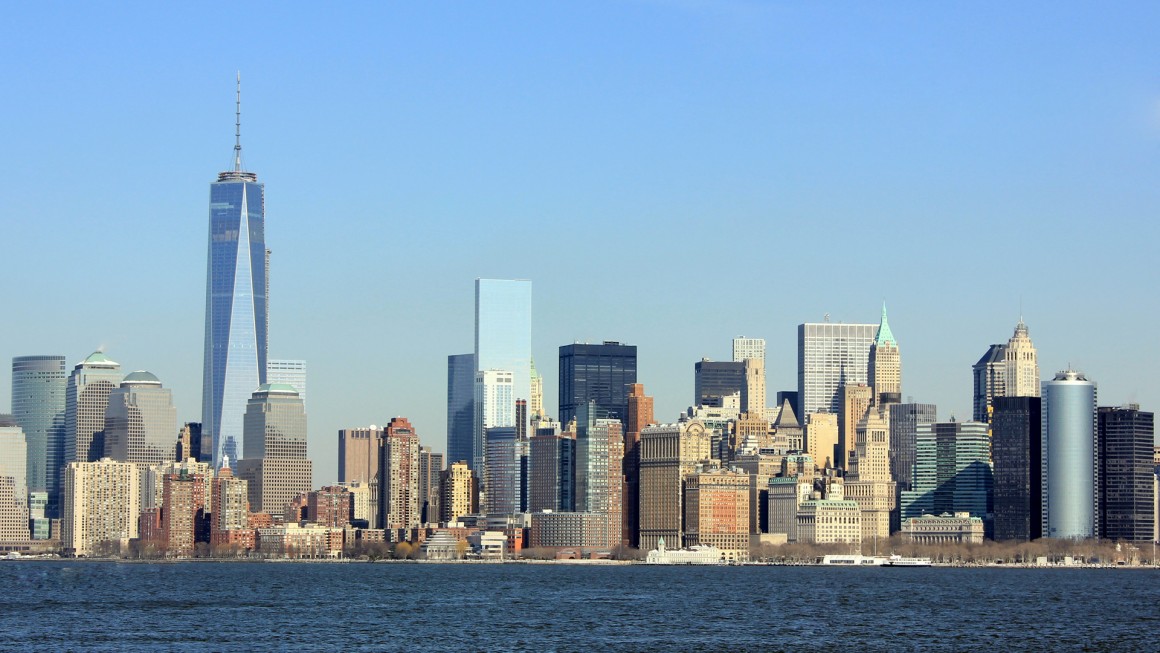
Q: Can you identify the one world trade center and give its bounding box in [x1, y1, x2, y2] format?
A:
[202, 74, 267, 469]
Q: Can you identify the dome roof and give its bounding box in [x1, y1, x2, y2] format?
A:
[122, 370, 161, 385]
[256, 383, 299, 395]
[82, 351, 119, 366]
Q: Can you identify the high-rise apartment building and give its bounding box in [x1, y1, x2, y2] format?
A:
[475, 278, 532, 436]
[379, 417, 420, 530]
[236, 384, 311, 515]
[575, 406, 624, 548]
[338, 426, 382, 485]
[558, 342, 637, 427]
[992, 397, 1043, 541]
[419, 447, 444, 525]
[11, 355, 66, 517]
[202, 78, 268, 469]
[446, 353, 475, 473]
[474, 370, 514, 474]
[0, 423, 28, 542]
[1042, 370, 1097, 539]
[440, 461, 476, 523]
[103, 371, 178, 469]
[868, 304, 901, 407]
[266, 360, 306, 407]
[888, 403, 937, 493]
[797, 320, 876, 418]
[624, 384, 654, 547]
[210, 466, 252, 552]
[62, 458, 141, 557]
[638, 421, 713, 551]
[64, 352, 123, 466]
[1097, 405, 1154, 542]
[529, 424, 575, 513]
[899, 421, 992, 522]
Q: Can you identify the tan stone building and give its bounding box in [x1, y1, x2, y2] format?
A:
[684, 468, 751, 561]
[839, 384, 872, 470]
[845, 406, 897, 542]
[440, 461, 476, 523]
[901, 512, 984, 545]
[868, 305, 901, 407]
[638, 421, 713, 551]
[805, 412, 839, 471]
[796, 499, 861, 545]
[63, 458, 141, 556]
[338, 426, 383, 485]
[236, 384, 312, 516]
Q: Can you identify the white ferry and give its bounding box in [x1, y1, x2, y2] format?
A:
[881, 554, 932, 567]
[821, 554, 888, 566]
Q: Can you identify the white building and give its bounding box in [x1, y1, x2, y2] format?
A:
[474, 369, 514, 475]
[266, 359, 307, 408]
[63, 458, 141, 557]
[645, 537, 722, 564]
[797, 321, 877, 417]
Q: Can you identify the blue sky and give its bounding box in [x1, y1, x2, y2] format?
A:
[2, 2, 1158, 485]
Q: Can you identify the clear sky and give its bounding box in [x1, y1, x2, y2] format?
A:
[2, 2, 1158, 486]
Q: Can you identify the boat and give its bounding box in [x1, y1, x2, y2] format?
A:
[821, 554, 888, 566]
[881, 554, 932, 567]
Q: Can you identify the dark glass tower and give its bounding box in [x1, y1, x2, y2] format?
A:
[558, 342, 637, 427]
[693, 359, 745, 408]
[992, 396, 1042, 541]
[1097, 405, 1154, 542]
[11, 356, 67, 517]
[202, 76, 267, 469]
[446, 353, 475, 467]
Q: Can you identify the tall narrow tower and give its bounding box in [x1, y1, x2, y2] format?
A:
[1003, 320, 1039, 398]
[202, 74, 268, 469]
[868, 303, 901, 407]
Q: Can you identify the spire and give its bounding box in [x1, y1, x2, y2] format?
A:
[874, 302, 896, 346]
[234, 71, 242, 172]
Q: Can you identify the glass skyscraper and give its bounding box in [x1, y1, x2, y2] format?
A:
[201, 84, 267, 469]
[474, 278, 531, 410]
[558, 342, 637, 427]
[11, 355, 66, 517]
[446, 353, 475, 468]
[797, 321, 877, 417]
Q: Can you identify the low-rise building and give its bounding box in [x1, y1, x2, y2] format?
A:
[796, 499, 861, 545]
[528, 511, 611, 549]
[901, 512, 984, 545]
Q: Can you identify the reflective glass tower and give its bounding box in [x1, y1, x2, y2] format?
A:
[202, 76, 268, 469]
[11, 355, 67, 517]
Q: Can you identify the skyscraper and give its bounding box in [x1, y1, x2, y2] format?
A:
[11, 355, 67, 518]
[575, 404, 625, 548]
[103, 371, 178, 469]
[868, 304, 901, 407]
[418, 447, 444, 525]
[638, 421, 712, 551]
[64, 351, 123, 466]
[1097, 405, 1154, 542]
[266, 360, 306, 407]
[62, 458, 141, 557]
[379, 417, 420, 530]
[731, 337, 765, 365]
[693, 359, 746, 408]
[899, 420, 992, 522]
[484, 426, 522, 516]
[473, 370, 514, 474]
[475, 278, 532, 424]
[1042, 370, 1097, 539]
[888, 403, 937, 493]
[446, 353, 475, 471]
[972, 320, 1040, 423]
[203, 77, 268, 469]
[992, 396, 1043, 541]
[0, 422, 28, 542]
[558, 342, 637, 427]
[797, 320, 877, 418]
[624, 384, 654, 547]
[529, 358, 544, 420]
[236, 384, 311, 515]
[972, 345, 1006, 423]
[338, 426, 382, 485]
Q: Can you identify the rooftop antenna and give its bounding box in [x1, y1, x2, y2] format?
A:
[234, 71, 242, 172]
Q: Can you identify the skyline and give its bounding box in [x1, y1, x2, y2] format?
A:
[2, 4, 1160, 487]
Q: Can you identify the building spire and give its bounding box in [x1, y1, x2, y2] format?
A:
[234, 72, 243, 172]
[875, 302, 896, 346]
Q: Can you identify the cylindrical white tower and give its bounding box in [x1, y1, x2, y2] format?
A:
[1042, 369, 1097, 539]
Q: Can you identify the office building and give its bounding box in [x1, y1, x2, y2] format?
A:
[103, 371, 178, 469]
[972, 320, 1040, 423]
[529, 357, 544, 420]
[529, 427, 575, 513]
[0, 423, 28, 541]
[202, 78, 268, 469]
[694, 359, 745, 408]
[796, 499, 861, 545]
[11, 355, 66, 518]
[888, 403, 937, 492]
[845, 407, 897, 541]
[638, 421, 713, 551]
[64, 351, 123, 466]
[868, 304, 901, 406]
[236, 384, 312, 515]
[62, 458, 141, 557]
[992, 397, 1043, 541]
[266, 360, 306, 407]
[379, 417, 420, 530]
[805, 412, 839, 471]
[474, 369, 514, 474]
[683, 468, 750, 562]
[558, 342, 637, 427]
[797, 320, 877, 417]
[575, 407, 624, 548]
[732, 337, 766, 365]
[446, 353, 475, 473]
[1042, 370, 1097, 539]
[899, 420, 992, 522]
[485, 426, 521, 515]
[972, 345, 1006, 423]
[338, 426, 382, 485]
[419, 448, 444, 525]
[1097, 405, 1154, 542]
[475, 278, 532, 434]
[176, 423, 207, 464]
[838, 384, 872, 470]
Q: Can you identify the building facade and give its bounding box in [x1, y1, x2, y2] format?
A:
[236, 384, 311, 515]
[683, 469, 750, 561]
[64, 352, 123, 466]
[379, 417, 420, 530]
[474, 369, 514, 474]
[797, 321, 877, 418]
[694, 359, 746, 409]
[558, 342, 637, 427]
[868, 304, 901, 407]
[1097, 405, 1154, 542]
[338, 426, 382, 485]
[992, 396, 1043, 541]
[62, 458, 141, 557]
[11, 355, 67, 518]
[888, 403, 937, 493]
[1042, 370, 1097, 539]
[638, 421, 713, 551]
[103, 371, 178, 470]
[266, 360, 306, 407]
[446, 353, 475, 471]
[899, 420, 992, 522]
[0, 424, 28, 542]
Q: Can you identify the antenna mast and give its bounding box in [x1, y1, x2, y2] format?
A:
[234, 72, 242, 172]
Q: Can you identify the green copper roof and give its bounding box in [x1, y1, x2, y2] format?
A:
[122, 370, 161, 385]
[83, 351, 115, 364]
[875, 303, 896, 346]
[257, 383, 300, 395]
